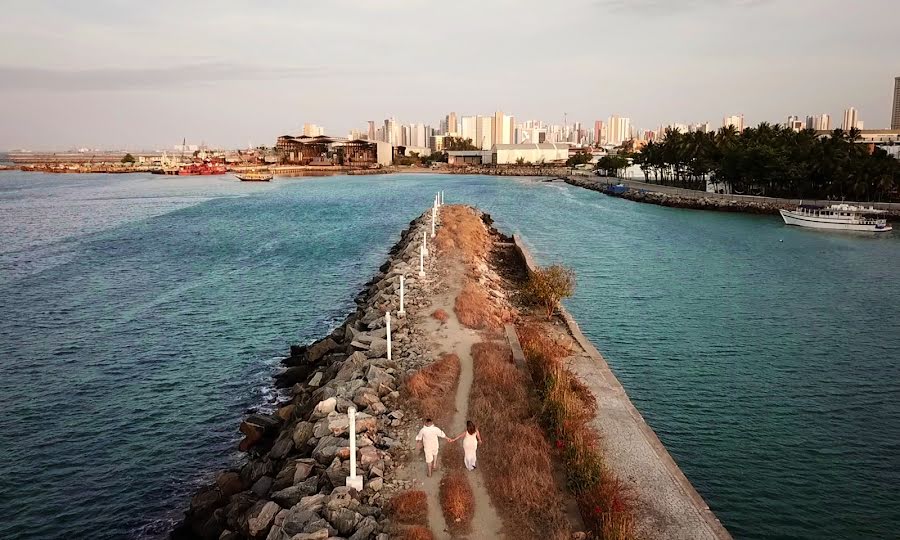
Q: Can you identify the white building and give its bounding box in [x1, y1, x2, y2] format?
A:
[806, 114, 830, 131]
[460, 116, 477, 145]
[475, 116, 494, 150]
[606, 116, 631, 145]
[492, 143, 570, 164]
[302, 123, 325, 137]
[842, 107, 859, 131]
[723, 114, 744, 131]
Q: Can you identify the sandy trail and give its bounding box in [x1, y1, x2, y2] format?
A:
[409, 259, 505, 539]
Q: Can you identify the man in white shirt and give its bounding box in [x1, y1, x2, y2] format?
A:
[415, 418, 447, 477]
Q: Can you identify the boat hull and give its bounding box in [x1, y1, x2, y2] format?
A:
[779, 209, 892, 232]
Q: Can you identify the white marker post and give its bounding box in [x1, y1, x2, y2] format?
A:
[419, 244, 426, 278]
[398, 275, 406, 317]
[385, 311, 392, 361]
[422, 230, 428, 257]
[346, 407, 363, 491]
[441, 191, 444, 205]
[431, 206, 436, 238]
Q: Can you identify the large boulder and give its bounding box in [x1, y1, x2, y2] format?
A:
[248, 501, 281, 538]
[326, 412, 376, 437]
[312, 436, 347, 465]
[324, 507, 362, 537]
[292, 421, 315, 449]
[274, 365, 314, 388]
[349, 516, 378, 540]
[216, 471, 244, 498]
[311, 397, 336, 420]
[333, 352, 368, 383]
[271, 476, 319, 507]
[268, 430, 295, 460]
[364, 338, 387, 359]
[293, 459, 317, 483]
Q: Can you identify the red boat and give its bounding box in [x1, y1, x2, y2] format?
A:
[177, 161, 227, 176]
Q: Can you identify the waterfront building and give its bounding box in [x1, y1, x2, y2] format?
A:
[493, 143, 570, 164]
[842, 107, 859, 131]
[302, 123, 325, 137]
[384, 118, 400, 145]
[447, 150, 493, 166]
[723, 114, 744, 131]
[493, 112, 514, 145]
[446, 112, 458, 135]
[475, 116, 494, 150]
[276, 134, 392, 166]
[893, 77, 900, 130]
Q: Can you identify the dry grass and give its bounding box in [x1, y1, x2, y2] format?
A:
[397, 526, 435, 540]
[431, 308, 449, 323]
[405, 353, 461, 425]
[439, 470, 475, 533]
[433, 205, 491, 262]
[468, 341, 571, 538]
[454, 280, 514, 332]
[387, 490, 429, 525]
[517, 323, 634, 540]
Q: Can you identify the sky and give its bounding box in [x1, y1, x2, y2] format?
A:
[0, 0, 898, 150]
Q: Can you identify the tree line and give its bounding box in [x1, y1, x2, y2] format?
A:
[633, 124, 900, 201]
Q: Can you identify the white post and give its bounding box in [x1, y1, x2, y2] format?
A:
[431, 206, 436, 238]
[422, 230, 428, 257]
[419, 244, 426, 278]
[441, 190, 444, 205]
[385, 311, 392, 361]
[398, 275, 405, 316]
[346, 407, 363, 491]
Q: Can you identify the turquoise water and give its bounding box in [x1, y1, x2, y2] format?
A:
[0, 172, 897, 539]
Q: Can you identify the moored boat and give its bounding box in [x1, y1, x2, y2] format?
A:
[234, 171, 273, 182]
[779, 203, 892, 232]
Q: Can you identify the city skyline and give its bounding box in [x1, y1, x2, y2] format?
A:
[1, 0, 898, 150]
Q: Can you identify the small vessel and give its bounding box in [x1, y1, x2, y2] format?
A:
[234, 171, 273, 182]
[779, 203, 892, 232]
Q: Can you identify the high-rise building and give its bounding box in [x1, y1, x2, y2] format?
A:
[446, 112, 458, 135]
[460, 116, 477, 144]
[492, 111, 514, 145]
[805, 114, 830, 131]
[723, 114, 744, 131]
[892, 77, 900, 130]
[475, 116, 494, 150]
[384, 118, 400, 145]
[302, 123, 325, 137]
[367, 121, 376, 141]
[593, 120, 603, 146]
[842, 107, 858, 131]
[606, 116, 631, 145]
[786, 115, 804, 132]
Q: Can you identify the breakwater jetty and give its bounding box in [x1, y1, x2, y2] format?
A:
[172, 198, 731, 540]
[565, 176, 900, 220]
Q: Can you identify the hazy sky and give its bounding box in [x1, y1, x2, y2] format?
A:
[1, 0, 898, 150]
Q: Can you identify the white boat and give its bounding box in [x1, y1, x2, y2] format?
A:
[779, 203, 892, 232]
[234, 171, 273, 182]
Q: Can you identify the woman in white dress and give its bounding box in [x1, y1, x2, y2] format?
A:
[450, 420, 483, 471]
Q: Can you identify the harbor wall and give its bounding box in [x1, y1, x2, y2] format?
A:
[512, 235, 732, 540]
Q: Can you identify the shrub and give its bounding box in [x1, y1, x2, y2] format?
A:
[431, 308, 449, 323]
[405, 353, 461, 424]
[454, 280, 513, 332]
[524, 265, 576, 319]
[399, 525, 435, 540]
[387, 490, 429, 525]
[433, 205, 491, 262]
[439, 470, 475, 532]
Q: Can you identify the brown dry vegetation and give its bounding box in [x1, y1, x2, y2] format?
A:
[439, 470, 475, 533]
[404, 353, 461, 425]
[431, 308, 449, 323]
[517, 324, 633, 539]
[387, 490, 429, 525]
[398, 526, 435, 540]
[468, 341, 570, 538]
[433, 205, 491, 262]
[454, 280, 514, 332]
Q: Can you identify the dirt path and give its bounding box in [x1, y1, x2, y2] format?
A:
[409, 260, 505, 539]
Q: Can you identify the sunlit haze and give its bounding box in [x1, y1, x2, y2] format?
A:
[1, 0, 898, 150]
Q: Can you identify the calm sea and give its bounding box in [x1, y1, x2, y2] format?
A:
[0, 172, 897, 539]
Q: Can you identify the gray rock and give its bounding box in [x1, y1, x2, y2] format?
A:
[251, 476, 274, 498]
[324, 507, 362, 537]
[312, 398, 336, 419]
[312, 436, 347, 465]
[271, 477, 318, 507]
[280, 506, 321, 536]
[365, 366, 393, 389]
[308, 372, 323, 387]
[364, 338, 387, 359]
[292, 422, 315, 449]
[289, 529, 329, 540]
[293, 459, 316, 484]
[248, 501, 281, 538]
[269, 430, 295, 460]
[333, 352, 368, 383]
[349, 516, 378, 540]
[352, 388, 380, 409]
[368, 477, 383, 492]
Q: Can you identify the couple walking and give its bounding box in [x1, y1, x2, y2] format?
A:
[415, 418, 483, 477]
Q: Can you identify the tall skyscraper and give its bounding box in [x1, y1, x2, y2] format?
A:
[842, 107, 858, 131]
[593, 120, 603, 146]
[367, 121, 375, 141]
[384, 118, 399, 145]
[446, 112, 458, 135]
[302, 123, 325, 137]
[892, 77, 900, 130]
[475, 116, 493, 149]
[606, 116, 631, 145]
[787, 115, 803, 132]
[805, 114, 830, 131]
[460, 116, 477, 144]
[723, 114, 744, 131]
[492, 111, 514, 145]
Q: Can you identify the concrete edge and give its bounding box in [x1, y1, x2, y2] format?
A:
[504, 323, 527, 370]
[511, 234, 732, 540]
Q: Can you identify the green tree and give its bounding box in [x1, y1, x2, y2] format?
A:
[566, 150, 593, 167]
[121, 153, 135, 164]
[444, 137, 479, 151]
[524, 265, 576, 320]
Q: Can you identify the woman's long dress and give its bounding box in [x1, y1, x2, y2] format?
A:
[463, 432, 478, 470]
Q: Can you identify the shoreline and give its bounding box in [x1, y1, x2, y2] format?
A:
[564, 175, 900, 220]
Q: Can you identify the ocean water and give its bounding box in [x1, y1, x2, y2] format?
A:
[0, 172, 897, 539]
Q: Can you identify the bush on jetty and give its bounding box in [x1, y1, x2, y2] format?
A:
[524, 264, 576, 320]
[469, 341, 571, 538]
[399, 525, 435, 540]
[434, 205, 491, 262]
[405, 353, 461, 424]
[439, 470, 475, 532]
[455, 280, 513, 332]
[387, 490, 429, 525]
[518, 325, 634, 540]
[431, 308, 449, 323]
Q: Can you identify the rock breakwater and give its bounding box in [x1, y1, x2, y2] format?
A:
[173, 209, 443, 540]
